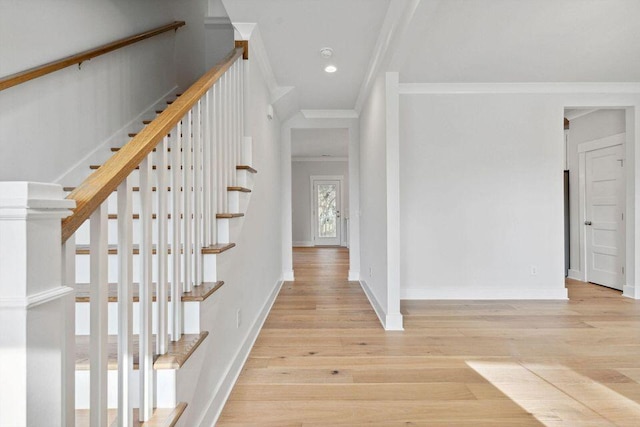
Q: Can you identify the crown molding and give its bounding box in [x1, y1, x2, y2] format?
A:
[399, 82, 640, 94]
[292, 156, 348, 162]
[301, 110, 359, 119]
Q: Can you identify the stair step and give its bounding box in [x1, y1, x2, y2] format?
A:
[75, 243, 235, 255]
[75, 331, 208, 370]
[216, 213, 244, 218]
[74, 281, 224, 303]
[76, 402, 187, 427]
[90, 164, 192, 170]
[110, 147, 179, 153]
[236, 165, 258, 174]
[64, 186, 200, 192]
[227, 186, 251, 193]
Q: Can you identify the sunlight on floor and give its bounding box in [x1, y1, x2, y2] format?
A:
[467, 360, 640, 426]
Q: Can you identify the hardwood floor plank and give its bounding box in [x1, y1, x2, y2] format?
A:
[218, 247, 640, 426]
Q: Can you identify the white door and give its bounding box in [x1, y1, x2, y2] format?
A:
[585, 144, 624, 290]
[313, 179, 341, 246]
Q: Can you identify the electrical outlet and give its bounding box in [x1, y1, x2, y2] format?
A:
[236, 309, 242, 328]
[530, 266, 538, 276]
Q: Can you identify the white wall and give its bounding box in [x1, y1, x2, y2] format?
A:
[291, 160, 349, 246]
[566, 109, 626, 279]
[183, 45, 284, 425]
[359, 73, 389, 311]
[0, 0, 233, 184]
[399, 93, 568, 299]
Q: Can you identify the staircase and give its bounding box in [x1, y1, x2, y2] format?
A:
[57, 46, 251, 426]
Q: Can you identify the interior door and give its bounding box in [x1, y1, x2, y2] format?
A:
[585, 144, 624, 290]
[313, 179, 341, 246]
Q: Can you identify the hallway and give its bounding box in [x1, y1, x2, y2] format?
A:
[218, 248, 640, 426]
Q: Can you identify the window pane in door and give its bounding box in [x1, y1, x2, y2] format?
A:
[317, 184, 337, 238]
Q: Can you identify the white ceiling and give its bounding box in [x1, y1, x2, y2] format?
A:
[222, 0, 390, 110]
[291, 128, 349, 158]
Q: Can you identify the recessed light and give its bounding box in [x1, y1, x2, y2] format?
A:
[325, 65, 337, 73]
[320, 47, 333, 59]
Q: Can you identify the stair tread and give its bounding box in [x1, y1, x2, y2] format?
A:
[236, 165, 257, 174]
[104, 213, 242, 220]
[216, 213, 244, 218]
[76, 331, 208, 370]
[75, 243, 235, 255]
[75, 402, 187, 427]
[227, 186, 251, 193]
[74, 281, 224, 303]
[64, 186, 188, 192]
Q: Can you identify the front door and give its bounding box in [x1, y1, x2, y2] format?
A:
[313, 179, 341, 246]
[585, 144, 624, 290]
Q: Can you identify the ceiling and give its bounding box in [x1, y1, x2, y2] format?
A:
[291, 128, 349, 158]
[222, 0, 390, 110]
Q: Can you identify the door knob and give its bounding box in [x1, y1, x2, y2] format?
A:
[585, 221, 592, 226]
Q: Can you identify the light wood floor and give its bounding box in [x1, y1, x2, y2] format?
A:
[218, 247, 640, 426]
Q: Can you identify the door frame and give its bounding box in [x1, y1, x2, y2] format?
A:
[578, 132, 626, 287]
[310, 175, 344, 246]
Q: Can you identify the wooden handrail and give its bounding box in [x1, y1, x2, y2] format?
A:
[0, 21, 186, 92]
[61, 46, 245, 242]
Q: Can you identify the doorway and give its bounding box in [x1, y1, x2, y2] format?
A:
[565, 108, 627, 291]
[311, 176, 343, 246]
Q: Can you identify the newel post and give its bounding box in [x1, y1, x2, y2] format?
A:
[0, 182, 75, 427]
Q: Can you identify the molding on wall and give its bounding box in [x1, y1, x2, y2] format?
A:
[577, 132, 625, 153]
[200, 279, 284, 426]
[399, 82, 640, 95]
[292, 157, 348, 162]
[567, 269, 584, 281]
[292, 241, 313, 247]
[401, 287, 569, 300]
[301, 110, 359, 119]
[348, 270, 359, 281]
[0, 286, 74, 309]
[360, 280, 403, 330]
[282, 270, 295, 281]
[53, 85, 179, 186]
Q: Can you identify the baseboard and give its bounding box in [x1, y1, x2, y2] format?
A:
[401, 287, 569, 300]
[567, 269, 584, 281]
[359, 280, 403, 331]
[282, 270, 295, 281]
[292, 241, 313, 247]
[197, 279, 284, 426]
[348, 270, 360, 281]
[623, 285, 638, 299]
[53, 85, 179, 186]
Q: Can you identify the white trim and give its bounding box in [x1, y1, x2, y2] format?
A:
[359, 280, 404, 331]
[623, 285, 638, 298]
[292, 241, 314, 247]
[401, 287, 569, 300]
[204, 17, 232, 27]
[567, 269, 584, 281]
[200, 280, 283, 426]
[292, 157, 348, 162]
[310, 175, 344, 247]
[54, 86, 179, 186]
[282, 270, 295, 281]
[577, 132, 626, 153]
[348, 270, 360, 281]
[0, 286, 74, 309]
[565, 109, 599, 121]
[301, 110, 359, 119]
[399, 82, 640, 95]
[355, 0, 422, 112]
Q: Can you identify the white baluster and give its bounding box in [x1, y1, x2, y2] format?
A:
[89, 203, 108, 427]
[193, 100, 203, 286]
[211, 86, 218, 243]
[139, 156, 154, 421]
[157, 136, 169, 355]
[231, 62, 238, 187]
[240, 58, 245, 165]
[184, 110, 193, 292]
[117, 178, 133, 427]
[171, 123, 183, 341]
[216, 82, 224, 220]
[203, 90, 211, 247]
